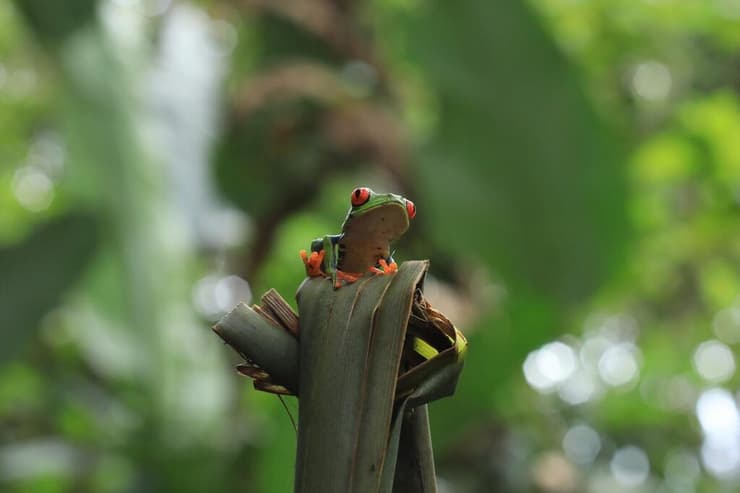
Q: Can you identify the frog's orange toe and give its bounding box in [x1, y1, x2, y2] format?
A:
[300, 249, 325, 277]
[370, 259, 398, 275]
[380, 259, 398, 274]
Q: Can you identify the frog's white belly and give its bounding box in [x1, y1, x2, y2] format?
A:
[338, 204, 407, 273]
[338, 240, 390, 273]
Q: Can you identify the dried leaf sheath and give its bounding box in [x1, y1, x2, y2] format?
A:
[350, 261, 430, 490]
[295, 260, 465, 493]
[390, 405, 436, 493]
[212, 293, 300, 395]
[295, 270, 395, 492]
[212, 261, 466, 492]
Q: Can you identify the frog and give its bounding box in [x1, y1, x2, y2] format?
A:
[300, 186, 416, 288]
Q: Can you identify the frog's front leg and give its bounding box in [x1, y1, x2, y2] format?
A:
[300, 237, 328, 277]
[300, 235, 343, 282]
[322, 235, 341, 286]
[300, 249, 325, 277]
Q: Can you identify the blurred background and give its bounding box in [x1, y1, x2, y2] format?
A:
[1, 0, 739, 492]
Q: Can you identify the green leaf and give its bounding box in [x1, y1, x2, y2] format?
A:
[407, 0, 629, 303]
[401, 0, 631, 450]
[0, 211, 99, 365]
[13, 0, 97, 44]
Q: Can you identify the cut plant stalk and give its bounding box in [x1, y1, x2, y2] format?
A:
[213, 260, 466, 492]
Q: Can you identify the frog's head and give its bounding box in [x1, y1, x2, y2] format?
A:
[341, 186, 416, 242]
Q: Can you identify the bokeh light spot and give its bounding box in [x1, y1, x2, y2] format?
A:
[192, 274, 252, 321]
[693, 340, 735, 383]
[631, 61, 672, 102]
[610, 446, 650, 487]
[696, 388, 739, 438]
[559, 371, 599, 406]
[524, 351, 554, 392]
[523, 341, 578, 393]
[696, 388, 740, 478]
[214, 275, 251, 312]
[713, 307, 740, 344]
[531, 451, 577, 493]
[598, 343, 640, 387]
[12, 166, 54, 212]
[536, 342, 577, 383]
[562, 424, 601, 465]
[664, 448, 701, 491]
[701, 439, 740, 479]
[579, 335, 611, 370]
[28, 132, 65, 177]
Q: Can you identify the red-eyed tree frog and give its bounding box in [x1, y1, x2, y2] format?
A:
[300, 187, 416, 288]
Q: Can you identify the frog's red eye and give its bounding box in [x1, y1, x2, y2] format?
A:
[405, 199, 416, 219]
[351, 187, 371, 206]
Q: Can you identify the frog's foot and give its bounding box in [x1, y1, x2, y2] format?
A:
[369, 258, 398, 275]
[337, 270, 362, 284]
[300, 249, 325, 277]
[333, 270, 362, 288]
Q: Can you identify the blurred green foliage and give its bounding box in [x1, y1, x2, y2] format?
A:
[0, 212, 98, 364]
[1, 0, 740, 492]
